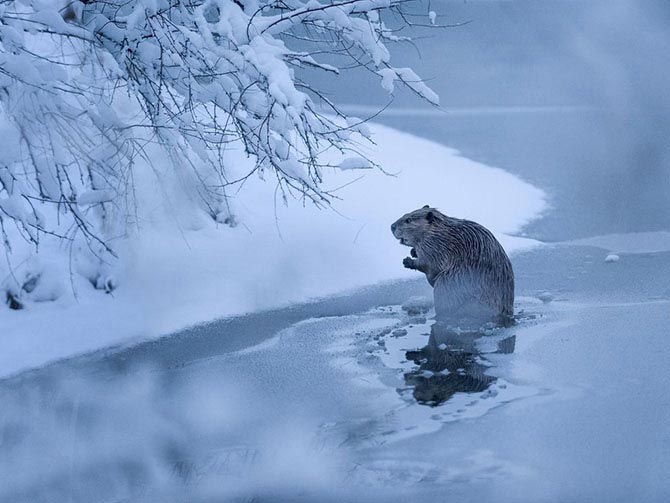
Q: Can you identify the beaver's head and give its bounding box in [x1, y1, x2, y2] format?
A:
[391, 205, 442, 247]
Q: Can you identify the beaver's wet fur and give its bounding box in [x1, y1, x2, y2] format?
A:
[391, 206, 514, 328]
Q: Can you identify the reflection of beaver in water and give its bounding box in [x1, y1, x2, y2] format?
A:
[391, 206, 514, 327]
[404, 322, 515, 406]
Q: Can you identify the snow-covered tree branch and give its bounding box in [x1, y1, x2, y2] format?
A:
[0, 0, 438, 307]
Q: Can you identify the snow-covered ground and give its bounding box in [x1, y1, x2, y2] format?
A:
[565, 231, 670, 255]
[0, 123, 546, 378]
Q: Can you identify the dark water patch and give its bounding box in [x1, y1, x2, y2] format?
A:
[403, 323, 516, 407]
[0, 279, 432, 387]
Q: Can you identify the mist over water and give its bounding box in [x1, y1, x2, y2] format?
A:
[0, 362, 349, 502]
[313, 0, 670, 111]
[304, 0, 670, 240]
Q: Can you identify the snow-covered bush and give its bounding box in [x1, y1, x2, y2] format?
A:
[0, 0, 438, 308]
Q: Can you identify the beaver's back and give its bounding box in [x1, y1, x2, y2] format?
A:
[425, 217, 514, 327]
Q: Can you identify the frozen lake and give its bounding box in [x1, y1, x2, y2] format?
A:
[3, 109, 670, 502]
[2, 243, 669, 502]
[3, 106, 670, 500]
[3, 1, 670, 500]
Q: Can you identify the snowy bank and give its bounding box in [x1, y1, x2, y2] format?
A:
[0, 123, 546, 377]
[565, 231, 670, 255]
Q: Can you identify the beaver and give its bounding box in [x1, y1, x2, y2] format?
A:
[391, 206, 514, 327]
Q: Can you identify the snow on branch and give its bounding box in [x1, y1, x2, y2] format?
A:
[0, 0, 439, 304]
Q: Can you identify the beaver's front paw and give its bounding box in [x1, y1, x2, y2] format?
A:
[403, 256, 417, 269]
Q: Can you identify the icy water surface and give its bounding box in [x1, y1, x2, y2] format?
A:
[4, 0, 670, 493]
[2, 245, 670, 502]
[3, 98, 670, 499]
[402, 322, 516, 407]
[3, 94, 670, 500]
[0, 295, 541, 501]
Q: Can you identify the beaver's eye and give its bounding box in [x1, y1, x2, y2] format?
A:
[405, 218, 411, 224]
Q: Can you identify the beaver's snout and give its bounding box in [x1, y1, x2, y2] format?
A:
[391, 221, 405, 243]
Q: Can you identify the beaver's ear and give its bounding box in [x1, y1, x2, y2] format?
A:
[426, 211, 435, 223]
[423, 205, 430, 209]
